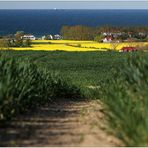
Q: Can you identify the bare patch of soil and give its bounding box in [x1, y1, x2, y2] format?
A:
[0, 99, 122, 146]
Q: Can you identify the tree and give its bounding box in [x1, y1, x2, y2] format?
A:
[15, 31, 24, 47]
[15, 31, 24, 40]
[0, 39, 9, 50]
[110, 41, 120, 50]
[61, 26, 71, 39]
[94, 34, 104, 42]
[61, 25, 96, 40]
[22, 39, 31, 47]
[146, 36, 148, 42]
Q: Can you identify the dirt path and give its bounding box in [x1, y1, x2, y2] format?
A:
[0, 99, 122, 146]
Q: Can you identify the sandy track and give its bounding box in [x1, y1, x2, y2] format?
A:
[0, 99, 122, 146]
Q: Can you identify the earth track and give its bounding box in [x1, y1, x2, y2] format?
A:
[0, 99, 122, 146]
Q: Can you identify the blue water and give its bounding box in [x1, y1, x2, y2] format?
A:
[0, 9, 148, 36]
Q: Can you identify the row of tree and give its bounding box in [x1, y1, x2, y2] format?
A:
[61, 25, 148, 41]
[61, 26, 98, 40]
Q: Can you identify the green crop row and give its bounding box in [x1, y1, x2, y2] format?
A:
[0, 53, 84, 121]
[100, 53, 148, 146]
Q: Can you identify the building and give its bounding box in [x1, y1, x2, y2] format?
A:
[42, 35, 53, 40]
[102, 32, 112, 36]
[102, 36, 113, 43]
[54, 34, 62, 40]
[22, 35, 36, 40]
[121, 47, 137, 52]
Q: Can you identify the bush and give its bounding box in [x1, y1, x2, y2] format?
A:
[0, 39, 9, 50]
[100, 53, 148, 146]
[0, 54, 84, 120]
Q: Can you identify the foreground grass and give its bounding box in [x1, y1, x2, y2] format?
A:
[0, 53, 84, 120]
[1, 50, 148, 146]
[100, 53, 148, 146]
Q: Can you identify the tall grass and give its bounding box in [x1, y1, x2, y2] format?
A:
[0, 53, 84, 120]
[100, 53, 148, 146]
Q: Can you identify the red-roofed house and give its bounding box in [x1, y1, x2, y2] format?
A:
[121, 47, 137, 52]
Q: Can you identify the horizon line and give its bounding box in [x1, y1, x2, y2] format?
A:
[0, 8, 148, 10]
[0, 0, 148, 1]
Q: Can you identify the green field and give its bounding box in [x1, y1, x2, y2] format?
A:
[1, 50, 148, 146]
[4, 50, 129, 86]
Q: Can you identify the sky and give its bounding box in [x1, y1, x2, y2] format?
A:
[0, 0, 148, 9]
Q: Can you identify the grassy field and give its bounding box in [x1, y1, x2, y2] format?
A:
[1, 50, 129, 120]
[1, 49, 148, 146]
[10, 40, 148, 51]
[3, 50, 130, 86]
[0, 52, 84, 120]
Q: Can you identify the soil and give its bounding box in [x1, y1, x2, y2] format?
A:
[0, 99, 122, 147]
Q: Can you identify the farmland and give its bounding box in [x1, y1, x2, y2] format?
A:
[3, 50, 129, 86]
[11, 40, 148, 51]
[1, 9, 148, 146]
[0, 49, 148, 146]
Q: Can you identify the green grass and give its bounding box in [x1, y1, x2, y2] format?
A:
[1, 50, 148, 146]
[0, 52, 84, 120]
[100, 53, 148, 146]
[2, 50, 130, 86]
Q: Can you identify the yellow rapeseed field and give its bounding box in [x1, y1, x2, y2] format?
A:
[12, 40, 148, 52]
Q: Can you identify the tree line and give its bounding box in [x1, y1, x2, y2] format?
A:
[61, 25, 148, 41]
[61, 25, 98, 40]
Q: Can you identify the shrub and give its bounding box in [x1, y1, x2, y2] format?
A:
[100, 53, 148, 146]
[0, 39, 9, 50]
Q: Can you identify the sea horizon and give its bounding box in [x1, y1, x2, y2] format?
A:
[0, 9, 148, 36]
[0, 8, 148, 10]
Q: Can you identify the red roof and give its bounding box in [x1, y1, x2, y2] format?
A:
[121, 47, 137, 51]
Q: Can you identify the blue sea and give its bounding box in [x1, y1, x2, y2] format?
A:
[0, 9, 148, 36]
